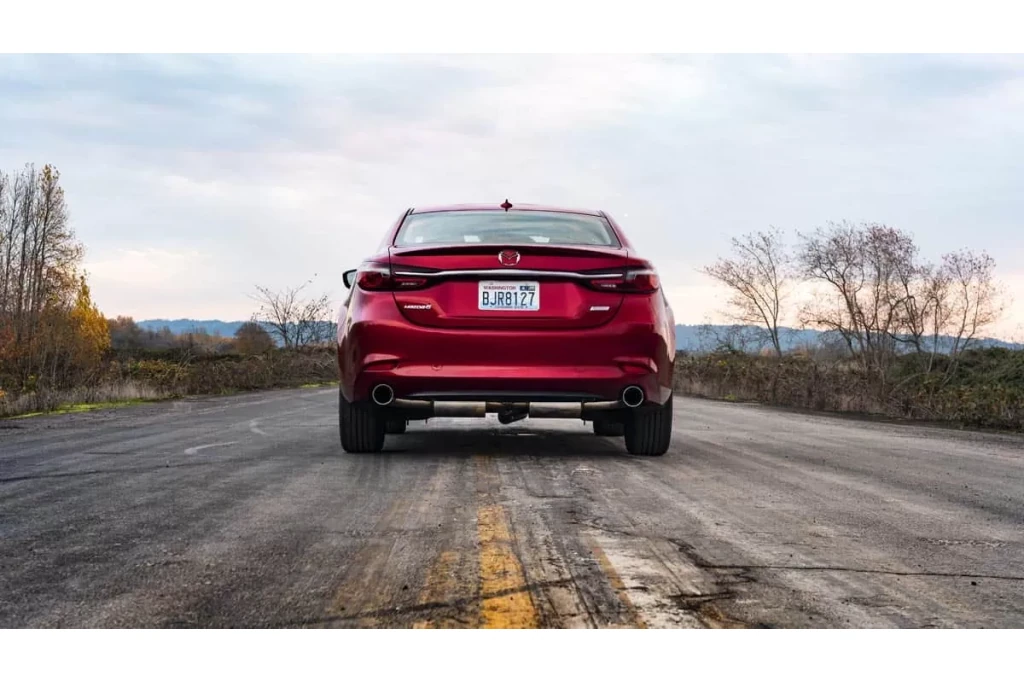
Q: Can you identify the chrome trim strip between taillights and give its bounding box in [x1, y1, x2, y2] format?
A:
[392, 269, 624, 279]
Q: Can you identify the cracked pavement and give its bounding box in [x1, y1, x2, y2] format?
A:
[1, 388, 1022, 627]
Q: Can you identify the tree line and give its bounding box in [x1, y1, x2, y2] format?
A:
[702, 221, 1008, 395]
[106, 316, 334, 357]
[1, 163, 336, 402]
[0, 164, 108, 392]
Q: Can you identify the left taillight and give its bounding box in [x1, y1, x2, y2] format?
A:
[356, 263, 430, 291]
[587, 267, 660, 294]
[356, 263, 391, 290]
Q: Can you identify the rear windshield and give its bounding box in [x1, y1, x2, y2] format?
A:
[394, 211, 620, 247]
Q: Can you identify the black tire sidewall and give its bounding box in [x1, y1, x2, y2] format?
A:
[624, 394, 672, 456]
[339, 388, 386, 452]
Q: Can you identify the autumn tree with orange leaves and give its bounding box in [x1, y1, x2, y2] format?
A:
[0, 164, 110, 393]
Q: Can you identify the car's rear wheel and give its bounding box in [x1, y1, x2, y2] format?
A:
[624, 394, 673, 456]
[385, 418, 407, 434]
[592, 419, 625, 437]
[339, 389, 385, 453]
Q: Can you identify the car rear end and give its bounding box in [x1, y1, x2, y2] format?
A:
[337, 205, 675, 455]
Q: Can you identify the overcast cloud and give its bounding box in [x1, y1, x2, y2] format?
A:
[2, 55, 1022, 336]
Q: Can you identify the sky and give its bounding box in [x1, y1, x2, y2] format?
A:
[2, 54, 1022, 338]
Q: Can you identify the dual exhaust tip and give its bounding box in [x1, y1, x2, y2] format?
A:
[621, 385, 645, 408]
[371, 383, 395, 406]
[371, 383, 645, 409]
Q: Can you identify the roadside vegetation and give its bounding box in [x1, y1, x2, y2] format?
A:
[0, 163, 337, 418]
[2, 163, 1020, 429]
[692, 222, 1023, 430]
[674, 348, 1024, 430]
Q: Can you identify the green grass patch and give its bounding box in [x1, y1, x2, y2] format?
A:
[5, 399, 150, 420]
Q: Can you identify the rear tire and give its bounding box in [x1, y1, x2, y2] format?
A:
[593, 419, 625, 437]
[624, 394, 672, 456]
[339, 389, 386, 453]
[385, 418, 407, 434]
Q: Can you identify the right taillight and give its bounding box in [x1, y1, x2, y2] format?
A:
[588, 268, 660, 293]
[621, 268, 660, 293]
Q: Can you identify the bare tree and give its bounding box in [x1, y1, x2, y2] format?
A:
[703, 227, 791, 356]
[295, 293, 334, 348]
[696, 321, 765, 355]
[798, 222, 921, 385]
[0, 170, 10, 310]
[251, 279, 334, 349]
[252, 284, 300, 348]
[797, 220, 1010, 393]
[1, 164, 97, 390]
[909, 264, 953, 374]
[936, 249, 1005, 375]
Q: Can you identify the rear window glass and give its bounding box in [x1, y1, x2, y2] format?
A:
[395, 211, 619, 247]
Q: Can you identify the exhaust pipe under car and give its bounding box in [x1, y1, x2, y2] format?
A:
[378, 395, 646, 419]
[371, 384, 395, 406]
[372, 385, 648, 417]
[621, 385, 645, 408]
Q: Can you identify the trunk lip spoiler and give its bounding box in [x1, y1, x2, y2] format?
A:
[388, 244, 628, 257]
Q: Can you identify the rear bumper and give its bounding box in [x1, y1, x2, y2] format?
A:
[338, 313, 673, 405]
[356, 363, 666, 405]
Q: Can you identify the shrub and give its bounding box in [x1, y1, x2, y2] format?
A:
[673, 349, 1024, 430]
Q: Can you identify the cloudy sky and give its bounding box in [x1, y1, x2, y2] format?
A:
[2, 54, 1022, 336]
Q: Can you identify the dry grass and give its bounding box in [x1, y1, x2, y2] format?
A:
[673, 350, 1024, 430]
[0, 380, 166, 418]
[1, 349, 339, 419]
[126, 349, 338, 395]
[7, 347, 1021, 430]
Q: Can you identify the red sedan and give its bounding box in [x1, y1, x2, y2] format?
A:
[337, 201, 676, 455]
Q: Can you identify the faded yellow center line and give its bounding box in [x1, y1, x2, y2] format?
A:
[478, 503, 539, 628]
[588, 538, 647, 629]
[474, 455, 539, 629]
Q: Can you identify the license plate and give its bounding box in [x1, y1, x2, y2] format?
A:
[478, 281, 539, 311]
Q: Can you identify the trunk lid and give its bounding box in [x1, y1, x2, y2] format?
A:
[389, 244, 631, 330]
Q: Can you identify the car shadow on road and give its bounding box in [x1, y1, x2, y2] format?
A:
[383, 424, 632, 458]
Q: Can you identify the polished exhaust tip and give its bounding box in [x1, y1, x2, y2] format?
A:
[371, 384, 395, 406]
[621, 385, 645, 408]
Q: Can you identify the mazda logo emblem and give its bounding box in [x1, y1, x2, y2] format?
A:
[498, 250, 521, 267]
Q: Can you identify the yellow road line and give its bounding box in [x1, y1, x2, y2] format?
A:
[472, 455, 539, 629]
[478, 503, 539, 629]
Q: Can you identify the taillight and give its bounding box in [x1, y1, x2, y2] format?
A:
[356, 264, 391, 290]
[356, 263, 430, 291]
[623, 269, 660, 292]
[588, 268, 660, 293]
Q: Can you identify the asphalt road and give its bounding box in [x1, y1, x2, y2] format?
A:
[1, 387, 1022, 628]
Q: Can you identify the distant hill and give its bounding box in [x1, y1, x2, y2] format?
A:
[674, 324, 1024, 353]
[137, 319, 249, 338]
[137, 319, 336, 346]
[138, 319, 1021, 352]
[675, 324, 817, 353]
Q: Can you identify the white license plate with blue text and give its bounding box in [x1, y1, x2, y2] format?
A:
[478, 281, 540, 311]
